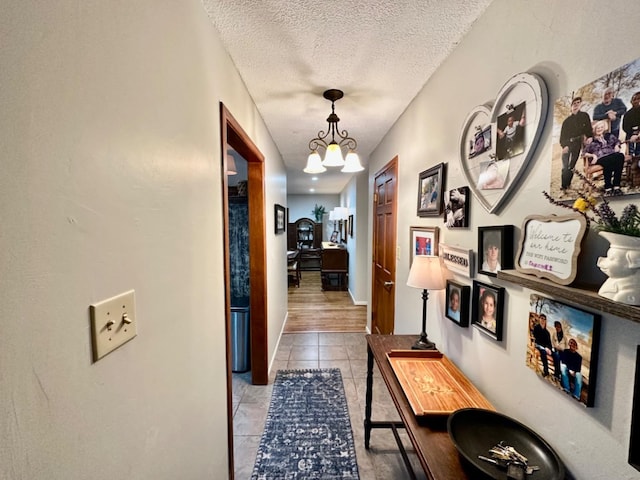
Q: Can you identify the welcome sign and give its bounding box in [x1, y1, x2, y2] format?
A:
[515, 214, 587, 285]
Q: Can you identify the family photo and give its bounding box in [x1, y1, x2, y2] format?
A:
[550, 56, 640, 200]
[526, 294, 601, 407]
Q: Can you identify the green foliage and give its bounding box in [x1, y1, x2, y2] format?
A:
[312, 204, 326, 222]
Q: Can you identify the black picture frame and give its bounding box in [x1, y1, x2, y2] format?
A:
[348, 214, 354, 237]
[445, 280, 470, 327]
[477, 225, 514, 277]
[526, 294, 601, 408]
[416, 162, 445, 217]
[472, 281, 504, 341]
[444, 186, 470, 228]
[274, 204, 286, 234]
[630, 345, 640, 470]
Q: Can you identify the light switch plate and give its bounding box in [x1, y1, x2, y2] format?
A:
[90, 290, 137, 361]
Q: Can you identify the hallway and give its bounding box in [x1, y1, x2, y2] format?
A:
[231, 274, 426, 479]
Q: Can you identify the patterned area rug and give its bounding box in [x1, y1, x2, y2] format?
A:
[251, 368, 360, 479]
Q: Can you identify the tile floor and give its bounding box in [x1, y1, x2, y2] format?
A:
[232, 332, 427, 480]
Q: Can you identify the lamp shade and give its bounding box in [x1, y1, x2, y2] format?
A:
[407, 255, 446, 290]
[322, 142, 345, 167]
[226, 154, 237, 176]
[341, 150, 364, 172]
[334, 206, 348, 220]
[304, 151, 327, 174]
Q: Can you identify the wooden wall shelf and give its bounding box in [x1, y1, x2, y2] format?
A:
[497, 269, 640, 324]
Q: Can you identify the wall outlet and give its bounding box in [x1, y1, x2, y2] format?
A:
[90, 290, 137, 361]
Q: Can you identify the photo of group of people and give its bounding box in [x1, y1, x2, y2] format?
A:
[526, 294, 601, 407]
[550, 56, 640, 199]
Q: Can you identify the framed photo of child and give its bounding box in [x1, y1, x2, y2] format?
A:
[471, 281, 504, 341]
[445, 280, 470, 327]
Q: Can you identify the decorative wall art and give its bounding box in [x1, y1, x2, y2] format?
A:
[459, 73, 548, 213]
[526, 294, 601, 408]
[515, 214, 587, 285]
[444, 186, 470, 228]
[274, 204, 286, 234]
[348, 214, 353, 237]
[416, 163, 445, 217]
[477, 225, 514, 277]
[440, 243, 474, 278]
[410, 226, 439, 266]
[471, 281, 505, 341]
[445, 280, 470, 327]
[550, 56, 640, 201]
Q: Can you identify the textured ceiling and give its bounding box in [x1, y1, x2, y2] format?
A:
[202, 0, 494, 194]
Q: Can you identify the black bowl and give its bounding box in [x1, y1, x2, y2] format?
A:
[447, 408, 565, 480]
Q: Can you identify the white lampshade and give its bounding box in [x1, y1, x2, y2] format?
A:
[226, 154, 237, 176]
[322, 142, 345, 167]
[341, 150, 364, 172]
[407, 256, 445, 290]
[304, 151, 327, 174]
[334, 206, 348, 220]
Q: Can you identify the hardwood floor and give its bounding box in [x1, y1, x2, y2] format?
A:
[285, 270, 367, 333]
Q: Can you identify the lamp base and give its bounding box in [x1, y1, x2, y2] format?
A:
[412, 336, 437, 350]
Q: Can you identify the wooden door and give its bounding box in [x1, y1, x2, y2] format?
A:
[371, 157, 398, 335]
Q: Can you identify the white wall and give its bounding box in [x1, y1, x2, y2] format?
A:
[368, 0, 640, 478]
[0, 1, 287, 478]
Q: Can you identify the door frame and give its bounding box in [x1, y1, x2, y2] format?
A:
[371, 156, 398, 335]
[221, 103, 269, 477]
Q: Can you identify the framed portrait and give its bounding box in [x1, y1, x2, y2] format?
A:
[477, 225, 514, 277]
[410, 226, 439, 266]
[348, 214, 354, 237]
[416, 163, 445, 217]
[471, 281, 505, 341]
[444, 186, 470, 228]
[274, 204, 286, 234]
[445, 280, 470, 327]
[526, 294, 601, 407]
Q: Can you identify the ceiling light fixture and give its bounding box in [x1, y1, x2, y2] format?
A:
[303, 89, 364, 174]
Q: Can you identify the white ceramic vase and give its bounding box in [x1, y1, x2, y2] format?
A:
[597, 231, 640, 305]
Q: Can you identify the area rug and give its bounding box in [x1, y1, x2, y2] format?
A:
[251, 368, 360, 479]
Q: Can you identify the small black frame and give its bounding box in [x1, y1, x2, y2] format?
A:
[445, 280, 470, 327]
[274, 204, 286, 234]
[478, 225, 514, 277]
[416, 162, 445, 217]
[472, 280, 505, 341]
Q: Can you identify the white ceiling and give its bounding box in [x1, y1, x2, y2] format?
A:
[202, 0, 494, 194]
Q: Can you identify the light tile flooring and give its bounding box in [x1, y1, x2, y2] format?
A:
[232, 332, 427, 480]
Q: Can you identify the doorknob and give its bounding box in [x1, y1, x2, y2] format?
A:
[384, 281, 394, 287]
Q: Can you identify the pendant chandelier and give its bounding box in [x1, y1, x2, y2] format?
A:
[303, 89, 364, 174]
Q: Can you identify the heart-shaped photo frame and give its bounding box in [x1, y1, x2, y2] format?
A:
[459, 73, 548, 214]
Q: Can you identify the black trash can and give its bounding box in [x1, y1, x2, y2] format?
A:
[230, 306, 250, 372]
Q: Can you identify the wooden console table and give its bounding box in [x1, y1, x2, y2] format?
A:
[365, 334, 492, 479]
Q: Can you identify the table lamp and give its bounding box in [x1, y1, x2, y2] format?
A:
[407, 255, 446, 350]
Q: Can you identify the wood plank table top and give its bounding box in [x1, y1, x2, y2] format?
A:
[365, 334, 494, 480]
